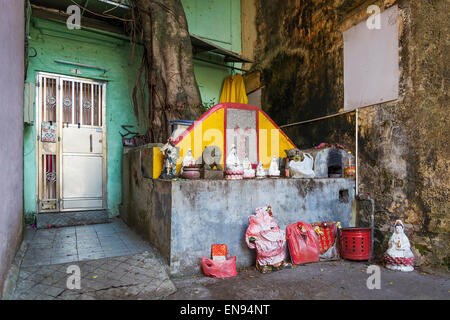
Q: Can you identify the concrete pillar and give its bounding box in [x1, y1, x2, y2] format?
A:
[0, 0, 24, 296]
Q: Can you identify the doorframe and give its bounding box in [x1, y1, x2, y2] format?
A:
[35, 71, 108, 213]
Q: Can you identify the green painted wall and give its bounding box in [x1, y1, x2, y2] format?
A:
[24, 2, 242, 220]
[24, 17, 145, 219]
[183, 0, 241, 51]
[183, 0, 242, 106]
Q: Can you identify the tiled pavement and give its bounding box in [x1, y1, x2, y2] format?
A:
[12, 219, 176, 300]
[11, 219, 449, 300]
[13, 251, 176, 300]
[22, 219, 151, 267]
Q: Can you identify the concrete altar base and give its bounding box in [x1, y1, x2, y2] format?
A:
[121, 149, 355, 277]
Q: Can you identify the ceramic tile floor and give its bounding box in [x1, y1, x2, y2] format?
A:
[22, 219, 151, 267]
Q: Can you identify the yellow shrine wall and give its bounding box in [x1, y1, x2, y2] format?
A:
[175, 108, 225, 173]
[174, 103, 296, 173]
[258, 111, 296, 168]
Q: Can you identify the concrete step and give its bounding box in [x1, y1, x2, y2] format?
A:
[36, 210, 110, 229]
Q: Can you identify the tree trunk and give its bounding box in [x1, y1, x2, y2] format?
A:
[132, 0, 203, 142]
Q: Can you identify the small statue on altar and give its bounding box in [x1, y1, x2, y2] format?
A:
[242, 155, 255, 179]
[245, 206, 292, 273]
[159, 138, 179, 179]
[202, 146, 222, 171]
[181, 149, 195, 170]
[201, 146, 224, 179]
[181, 148, 200, 179]
[226, 144, 242, 171]
[225, 144, 243, 180]
[256, 161, 266, 178]
[268, 156, 280, 177]
[384, 220, 415, 272]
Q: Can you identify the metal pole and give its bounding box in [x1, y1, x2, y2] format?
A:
[54, 59, 108, 73]
[356, 108, 359, 196]
[370, 196, 375, 262]
[193, 57, 248, 73]
[357, 193, 375, 262]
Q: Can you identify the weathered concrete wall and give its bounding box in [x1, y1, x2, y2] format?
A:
[170, 178, 355, 276]
[121, 148, 172, 264]
[121, 146, 355, 276]
[0, 0, 24, 295]
[253, 0, 449, 268]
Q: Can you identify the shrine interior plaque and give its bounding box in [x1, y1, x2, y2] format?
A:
[226, 108, 257, 164]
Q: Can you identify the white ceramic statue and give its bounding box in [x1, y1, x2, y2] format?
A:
[182, 149, 195, 168]
[226, 144, 243, 172]
[256, 162, 266, 178]
[268, 156, 280, 177]
[181, 149, 196, 175]
[225, 144, 243, 180]
[384, 220, 415, 272]
[242, 155, 255, 179]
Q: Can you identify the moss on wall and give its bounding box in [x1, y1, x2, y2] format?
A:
[254, 0, 450, 269]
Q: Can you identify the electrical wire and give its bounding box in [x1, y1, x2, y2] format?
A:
[279, 110, 356, 128]
[102, 1, 123, 14]
[70, 0, 134, 22]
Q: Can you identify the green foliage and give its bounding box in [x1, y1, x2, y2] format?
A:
[414, 244, 431, 255]
[23, 213, 35, 226]
[444, 256, 450, 270]
[203, 98, 217, 112]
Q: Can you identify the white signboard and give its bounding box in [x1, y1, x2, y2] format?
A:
[344, 5, 399, 111]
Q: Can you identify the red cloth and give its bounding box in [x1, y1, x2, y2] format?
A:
[245, 207, 286, 266]
[311, 222, 338, 254]
[384, 255, 414, 266]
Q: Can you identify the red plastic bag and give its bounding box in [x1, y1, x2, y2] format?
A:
[286, 222, 320, 265]
[201, 256, 238, 278]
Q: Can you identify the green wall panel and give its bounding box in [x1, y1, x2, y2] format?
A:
[183, 0, 242, 106]
[183, 0, 233, 47]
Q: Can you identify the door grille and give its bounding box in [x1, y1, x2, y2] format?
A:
[37, 73, 106, 212]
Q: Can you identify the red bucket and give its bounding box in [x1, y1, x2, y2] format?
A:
[340, 227, 372, 261]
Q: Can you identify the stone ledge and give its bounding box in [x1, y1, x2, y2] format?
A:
[1, 241, 28, 300]
[121, 173, 356, 277]
[36, 210, 110, 229]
